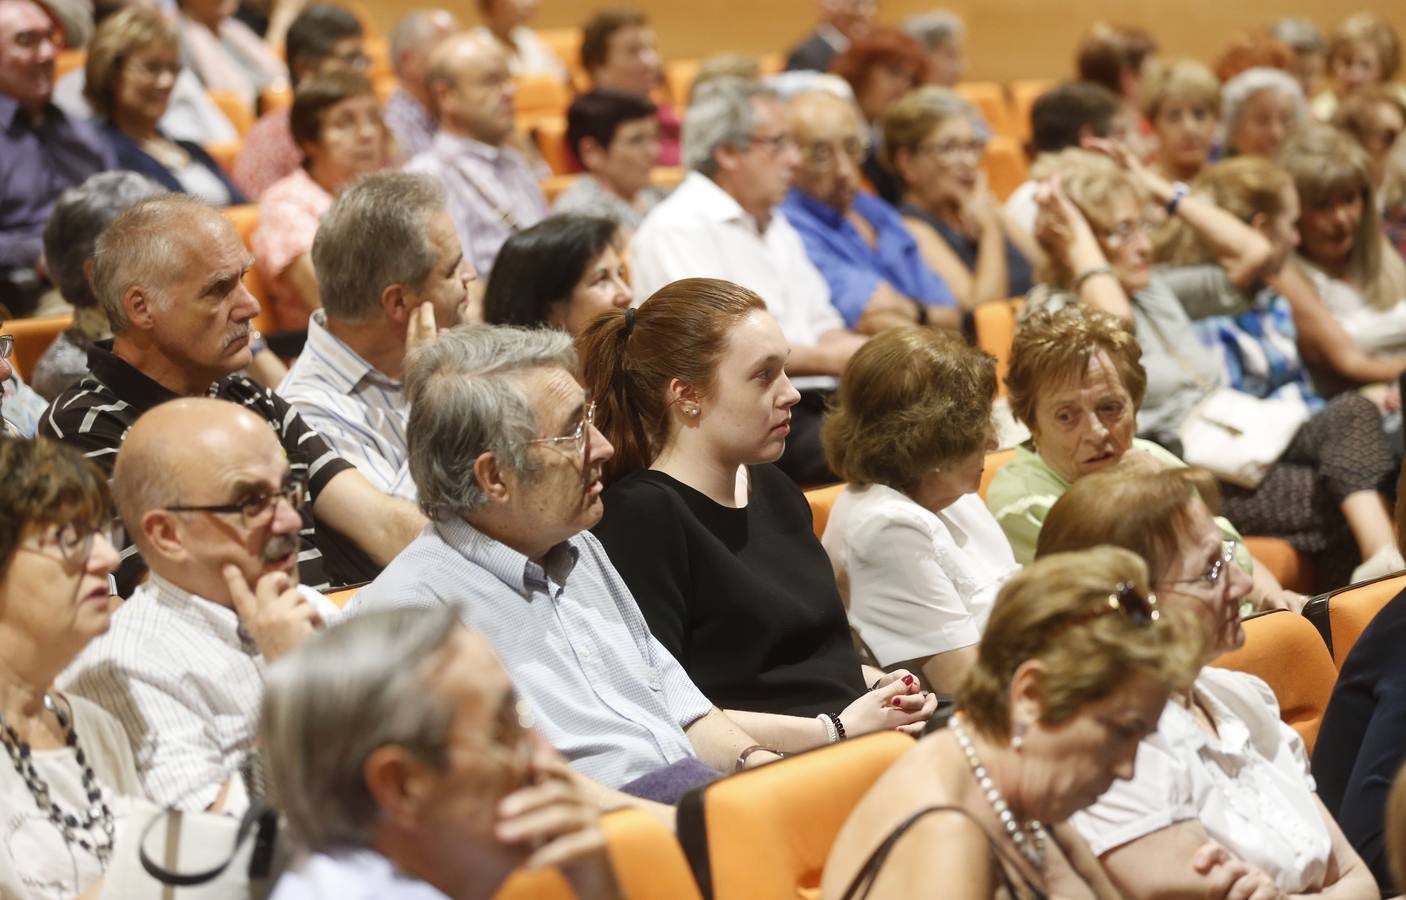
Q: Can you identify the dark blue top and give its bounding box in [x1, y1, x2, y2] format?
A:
[901, 202, 1034, 299]
[780, 188, 956, 328]
[1312, 587, 1406, 893]
[97, 121, 246, 205]
[0, 96, 114, 268]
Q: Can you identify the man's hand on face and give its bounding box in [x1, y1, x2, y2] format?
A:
[222, 564, 323, 662]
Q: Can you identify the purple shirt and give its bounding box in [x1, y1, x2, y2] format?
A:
[0, 95, 114, 268]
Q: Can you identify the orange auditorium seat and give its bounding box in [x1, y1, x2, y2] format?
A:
[955, 81, 1014, 139]
[979, 448, 1016, 501]
[222, 205, 279, 335]
[531, 117, 572, 175]
[1008, 78, 1052, 145]
[204, 141, 241, 173]
[804, 483, 845, 539]
[981, 135, 1028, 202]
[4, 314, 72, 381]
[1210, 608, 1337, 753]
[259, 84, 294, 114]
[1308, 572, 1406, 669]
[1243, 537, 1311, 595]
[665, 58, 700, 109]
[536, 27, 582, 73]
[514, 74, 571, 121]
[971, 296, 1024, 396]
[55, 48, 85, 80]
[207, 90, 255, 139]
[677, 732, 912, 899]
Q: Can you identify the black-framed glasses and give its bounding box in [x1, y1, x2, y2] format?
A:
[165, 471, 308, 526]
[528, 400, 596, 460]
[1164, 540, 1236, 590]
[0, 335, 12, 361]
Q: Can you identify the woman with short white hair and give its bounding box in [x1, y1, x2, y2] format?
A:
[1221, 67, 1306, 159]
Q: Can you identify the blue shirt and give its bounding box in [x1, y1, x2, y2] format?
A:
[347, 520, 713, 789]
[780, 189, 955, 328]
[0, 96, 114, 268]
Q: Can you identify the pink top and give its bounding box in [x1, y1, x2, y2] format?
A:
[234, 107, 301, 201]
[252, 167, 331, 330]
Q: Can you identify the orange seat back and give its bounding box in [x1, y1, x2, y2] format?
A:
[1242, 536, 1311, 595]
[495, 808, 702, 899]
[972, 297, 1023, 395]
[207, 90, 255, 138]
[677, 732, 912, 900]
[804, 483, 846, 540]
[1323, 573, 1406, 669]
[259, 84, 294, 114]
[4, 314, 72, 381]
[982, 135, 1029, 202]
[1210, 609, 1337, 753]
[979, 448, 1016, 501]
[222, 205, 279, 334]
[955, 81, 1014, 139]
[531, 116, 572, 175]
[536, 27, 582, 72]
[56, 48, 86, 80]
[1008, 78, 1052, 145]
[514, 74, 571, 120]
[665, 58, 700, 108]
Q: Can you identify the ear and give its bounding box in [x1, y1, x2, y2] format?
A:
[1248, 210, 1270, 232]
[381, 282, 413, 324]
[713, 143, 743, 176]
[1007, 658, 1047, 735]
[124, 285, 159, 331]
[140, 509, 186, 562]
[472, 451, 511, 504]
[544, 300, 569, 329]
[364, 745, 432, 828]
[578, 135, 606, 171]
[82, 257, 96, 294]
[665, 376, 700, 414]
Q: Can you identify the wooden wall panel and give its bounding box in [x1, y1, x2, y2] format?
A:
[362, 0, 1406, 84]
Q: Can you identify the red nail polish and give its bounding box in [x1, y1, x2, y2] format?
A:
[902, 675, 915, 686]
[891, 697, 903, 707]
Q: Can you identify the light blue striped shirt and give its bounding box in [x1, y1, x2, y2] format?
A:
[347, 519, 712, 788]
[278, 311, 415, 501]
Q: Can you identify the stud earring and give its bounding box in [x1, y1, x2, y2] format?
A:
[686, 406, 700, 417]
[1012, 721, 1027, 751]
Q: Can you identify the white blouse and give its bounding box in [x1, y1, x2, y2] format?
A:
[821, 485, 1019, 668]
[1305, 265, 1406, 356]
[1070, 666, 1332, 893]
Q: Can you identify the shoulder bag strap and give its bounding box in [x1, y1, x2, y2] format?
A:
[137, 800, 279, 886]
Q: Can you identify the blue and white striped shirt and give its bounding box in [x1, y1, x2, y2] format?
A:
[347, 519, 713, 789]
[278, 311, 416, 501]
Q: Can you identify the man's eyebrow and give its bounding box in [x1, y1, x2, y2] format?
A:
[200, 267, 244, 297]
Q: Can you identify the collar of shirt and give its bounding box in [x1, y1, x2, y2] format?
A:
[302, 310, 399, 395]
[679, 170, 770, 235]
[144, 572, 255, 655]
[433, 517, 580, 600]
[0, 93, 66, 132]
[783, 187, 850, 230]
[86, 340, 183, 410]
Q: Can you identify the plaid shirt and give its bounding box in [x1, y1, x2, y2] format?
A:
[1191, 285, 1323, 411]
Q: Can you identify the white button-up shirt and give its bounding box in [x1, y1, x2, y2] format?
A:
[629, 171, 845, 390]
[279, 311, 415, 501]
[60, 574, 339, 811]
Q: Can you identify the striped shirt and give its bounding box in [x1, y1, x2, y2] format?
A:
[347, 519, 712, 789]
[279, 311, 415, 501]
[38, 341, 361, 594]
[59, 573, 339, 811]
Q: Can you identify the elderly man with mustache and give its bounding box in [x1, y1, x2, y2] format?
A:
[40, 193, 426, 596]
[62, 397, 341, 812]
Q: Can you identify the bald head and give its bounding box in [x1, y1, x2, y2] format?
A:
[114, 398, 281, 541]
[390, 8, 459, 82]
[788, 90, 865, 211]
[427, 32, 514, 144]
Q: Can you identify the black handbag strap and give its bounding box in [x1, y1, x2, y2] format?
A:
[137, 800, 280, 887]
[839, 804, 1044, 900]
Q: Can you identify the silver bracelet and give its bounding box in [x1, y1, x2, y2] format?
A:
[816, 712, 839, 744]
[1073, 265, 1115, 292]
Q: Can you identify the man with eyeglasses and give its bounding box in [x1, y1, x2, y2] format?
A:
[406, 32, 548, 277]
[40, 194, 428, 596]
[0, 0, 115, 312]
[631, 77, 865, 485]
[62, 397, 342, 813]
[0, 329, 49, 436]
[780, 89, 959, 334]
[232, 3, 369, 200]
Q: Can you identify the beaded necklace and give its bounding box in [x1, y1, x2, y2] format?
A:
[950, 713, 1046, 869]
[0, 695, 116, 865]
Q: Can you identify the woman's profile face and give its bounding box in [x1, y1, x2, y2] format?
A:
[688, 309, 801, 467]
[0, 520, 120, 661]
[1153, 499, 1252, 659]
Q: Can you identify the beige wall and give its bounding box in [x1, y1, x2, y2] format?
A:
[362, 0, 1406, 83]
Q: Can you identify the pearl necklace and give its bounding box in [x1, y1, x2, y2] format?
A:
[950, 714, 1046, 869]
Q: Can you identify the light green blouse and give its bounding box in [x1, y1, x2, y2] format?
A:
[985, 438, 1249, 571]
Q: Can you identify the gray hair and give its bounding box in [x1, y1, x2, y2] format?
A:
[902, 10, 965, 50]
[90, 193, 214, 334]
[1220, 67, 1305, 142]
[388, 8, 458, 77]
[404, 325, 576, 520]
[683, 77, 777, 176]
[261, 607, 461, 852]
[42, 172, 163, 309]
[1268, 17, 1326, 53]
[312, 173, 446, 324]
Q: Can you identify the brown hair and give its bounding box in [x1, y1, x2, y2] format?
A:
[830, 29, 929, 99]
[1329, 12, 1401, 83]
[958, 545, 1202, 740]
[1214, 31, 1296, 82]
[290, 71, 376, 148]
[1036, 460, 1223, 581]
[83, 5, 179, 120]
[0, 436, 112, 575]
[576, 277, 766, 484]
[1278, 123, 1406, 311]
[1334, 87, 1406, 148]
[822, 326, 995, 495]
[1076, 22, 1158, 96]
[580, 7, 646, 74]
[1006, 305, 1147, 432]
[1154, 156, 1293, 266]
[1138, 58, 1221, 122]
